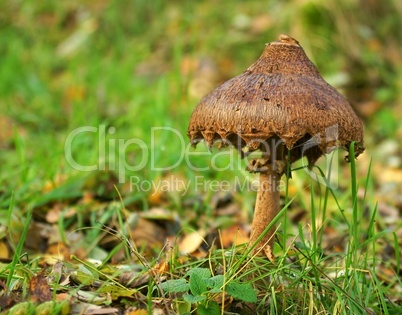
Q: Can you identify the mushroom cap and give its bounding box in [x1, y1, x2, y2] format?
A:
[187, 34, 364, 166]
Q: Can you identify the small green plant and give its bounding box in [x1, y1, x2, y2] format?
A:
[159, 267, 257, 315]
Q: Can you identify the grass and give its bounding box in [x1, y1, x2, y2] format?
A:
[3, 144, 400, 314]
[1, 0, 402, 314]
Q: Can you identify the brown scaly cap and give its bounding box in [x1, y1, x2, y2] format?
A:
[188, 34, 364, 166]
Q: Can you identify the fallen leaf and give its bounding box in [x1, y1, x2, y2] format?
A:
[73, 290, 111, 305]
[25, 221, 60, 252]
[119, 272, 150, 288]
[28, 271, 52, 303]
[178, 229, 206, 254]
[219, 225, 249, 248]
[126, 309, 148, 315]
[0, 241, 9, 259]
[71, 301, 119, 315]
[0, 289, 17, 309]
[140, 208, 177, 221]
[45, 242, 71, 261]
[153, 260, 169, 274]
[56, 293, 71, 302]
[97, 285, 137, 300]
[129, 214, 169, 250]
[46, 206, 77, 224]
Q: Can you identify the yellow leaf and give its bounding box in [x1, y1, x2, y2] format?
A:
[126, 310, 148, 315]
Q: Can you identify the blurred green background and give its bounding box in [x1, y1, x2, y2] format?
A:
[1, 0, 401, 210]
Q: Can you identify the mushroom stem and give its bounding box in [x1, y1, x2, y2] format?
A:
[250, 168, 281, 260]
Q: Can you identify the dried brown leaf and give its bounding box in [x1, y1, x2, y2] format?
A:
[119, 272, 150, 288]
[0, 241, 9, 259]
[126, 309, 148, 315]
[219, 225, 249, 248]
[46, 206, 76, 223]
[28, 271, 52, 303]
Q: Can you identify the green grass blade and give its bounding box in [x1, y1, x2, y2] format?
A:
[6, 195, 32, 289]
[349, 142, 358, 252]
[393, 232, 400, 275]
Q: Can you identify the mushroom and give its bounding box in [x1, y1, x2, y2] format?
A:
[187, 34, 364, 260]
